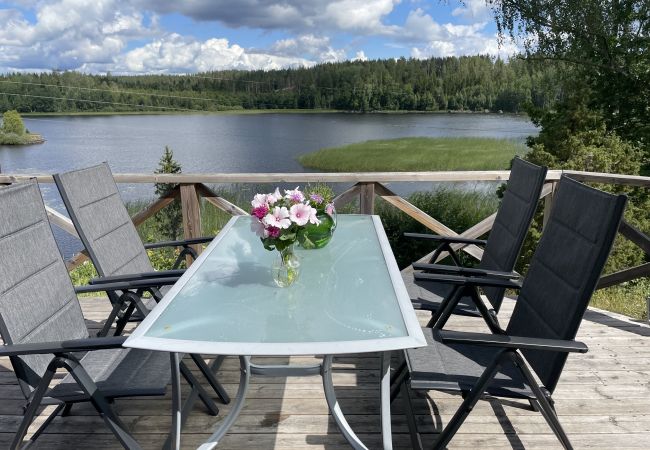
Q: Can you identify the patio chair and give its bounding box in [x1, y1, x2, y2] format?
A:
[403, 157, 547, 331]
[53, 162, 210, 337]
[54, 163, 231, 404]
[393, 176, 626, 449]
[0, 182, 221, 450]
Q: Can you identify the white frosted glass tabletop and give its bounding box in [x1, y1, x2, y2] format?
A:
[125, 215, 425, 355]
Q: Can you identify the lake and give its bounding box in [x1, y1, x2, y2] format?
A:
[0, 112, 537, 258]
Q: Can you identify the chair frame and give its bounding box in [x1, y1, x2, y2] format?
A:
[405, 157, 547, 331]
[1, 280, 219, 450]
[393, 176, 627, 449]
[53, 166, 230, 404]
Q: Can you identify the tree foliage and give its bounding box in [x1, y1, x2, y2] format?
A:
[490, 0, 649, 283]
[0, 56, 558, 114]
[490, 0, 650, 153]
[153, 146, 183, 240]
[1, 110, 25, 135]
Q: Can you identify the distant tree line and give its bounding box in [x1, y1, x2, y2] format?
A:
[0, 56, 559, 114]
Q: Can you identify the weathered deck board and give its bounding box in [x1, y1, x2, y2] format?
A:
[1, 296, 649, 449]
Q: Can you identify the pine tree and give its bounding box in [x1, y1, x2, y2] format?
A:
[153, 146, 183, 240]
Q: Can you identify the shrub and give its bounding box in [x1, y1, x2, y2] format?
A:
[1, 110, 25, 135]
[377, 187, 499, 269]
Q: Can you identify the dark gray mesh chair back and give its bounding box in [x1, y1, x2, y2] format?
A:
[54, 163, 154, 277]
[478, 157, 547, 311]
[507, 176, 626, 392]
[0, 183, 88, 396]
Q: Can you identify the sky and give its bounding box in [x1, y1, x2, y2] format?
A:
[0, 0, 519, 74]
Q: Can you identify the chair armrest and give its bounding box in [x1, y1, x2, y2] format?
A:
[89, 269, 185, 284]
[75, 277, 179, 294]
[413, 263, 520, 279]
[144, 236, 213, 250]
[0, 336, 127, 357]
[439, 330, 588, 353]
[404, 233, 487, 246]
[414, 272, 523, 289]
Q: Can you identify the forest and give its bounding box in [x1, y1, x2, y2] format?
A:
[0, 56, 559, 114]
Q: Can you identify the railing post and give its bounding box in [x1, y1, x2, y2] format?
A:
[542, 181, 556, 230]
[359, 182, 375, 214]
[180, 183, 203, 265]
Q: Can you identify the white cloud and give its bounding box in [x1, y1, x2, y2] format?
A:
[322, 0, 400, 34]
[0, 0, 154, 71]
[137, 0, 401, 35]
[269, 34, 346, 62]
[451, 0, 492, 22]
[0, 0, 518, 74]
[353, 50, 368, 61]
[402, 8, 519, 58]
[0, 1, 322, 73]
[113, 34, 314, 74]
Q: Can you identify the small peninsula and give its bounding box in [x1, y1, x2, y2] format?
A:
[0, 110, 44, 145]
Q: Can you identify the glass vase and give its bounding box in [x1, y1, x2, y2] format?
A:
[298, 208, 337, 249]
[272, 244, 300, 287]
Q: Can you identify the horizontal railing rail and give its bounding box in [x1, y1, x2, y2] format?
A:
[1, 169, 650, 186]
[1, 169, 649, 288]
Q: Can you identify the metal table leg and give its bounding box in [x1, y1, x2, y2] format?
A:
[198, 356, 251, 450]
[169, 352, 181, 450]
[323, 353, 394, 450]
[322, 355, 369, 450]
[380, 351, 393, 450]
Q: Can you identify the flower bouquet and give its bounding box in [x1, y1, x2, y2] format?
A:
[251, 187, 320, 287]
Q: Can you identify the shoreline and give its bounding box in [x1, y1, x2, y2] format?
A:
[0, 132, 44, 145]
[22, 109, 529, 118]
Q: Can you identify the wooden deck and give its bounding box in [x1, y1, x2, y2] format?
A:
[1, 296, 650, 449]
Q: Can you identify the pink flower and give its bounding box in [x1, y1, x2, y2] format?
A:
[251, 204, 269, 219]
[263, 206, 291, 229]
[285, 187, 304, 203]
[267, 187, 282, 205]
[325, 203, 334, 216]
[290, 203, 320, 226]
[267, 226, 281, 238]
[251, 220, 269, 238]
[309, 193, 324, 204]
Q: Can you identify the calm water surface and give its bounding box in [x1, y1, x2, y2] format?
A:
[0, 113, 537, 257]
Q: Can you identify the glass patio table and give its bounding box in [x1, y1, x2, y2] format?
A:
[124, 214, 426, 450]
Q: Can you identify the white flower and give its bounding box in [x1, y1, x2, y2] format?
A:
[251, 193, 268, 208]
[263, 206, 291, 229]
[267, 187, 282, 205]
[290, 203, 320, 226]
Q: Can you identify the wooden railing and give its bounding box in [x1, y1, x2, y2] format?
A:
[1, 170, 649, 289]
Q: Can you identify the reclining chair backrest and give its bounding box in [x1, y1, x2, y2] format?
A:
[0, 182, 88, 397]
[507, 176, 626, 393]
[478, 157, 547, 312]
[54, 163, 154, 277]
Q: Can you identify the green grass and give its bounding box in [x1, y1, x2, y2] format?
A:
[590, 279, 649, 321]
[298, 137, 526, 172]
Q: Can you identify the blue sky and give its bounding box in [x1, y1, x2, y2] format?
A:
[0, 1, 518, 74]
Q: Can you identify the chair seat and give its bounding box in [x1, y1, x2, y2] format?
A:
[402, 272, 481, 317]
[48, 348, 171, 402]
[404, 327, 533, 399]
